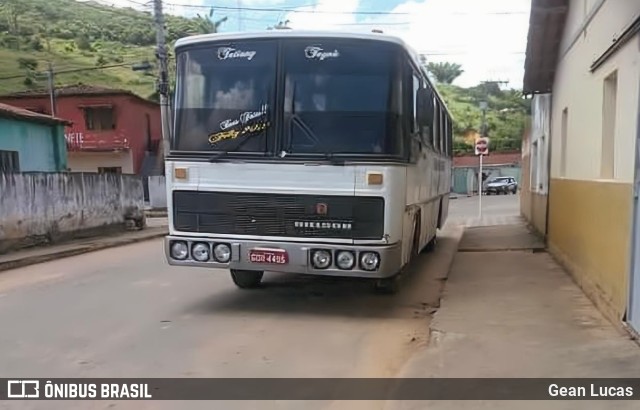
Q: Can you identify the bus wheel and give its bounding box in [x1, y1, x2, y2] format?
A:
[374, 275, 399, 294]
[422, 235, 437, 253]
[230, 269, 264, 289]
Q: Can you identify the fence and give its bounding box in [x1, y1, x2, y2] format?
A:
[0, 172, 145, 253]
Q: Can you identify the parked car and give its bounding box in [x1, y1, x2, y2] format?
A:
[484, 177, 518, 195]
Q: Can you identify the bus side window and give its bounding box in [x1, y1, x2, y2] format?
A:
[415, 80, 434, 148]
[433, 102, 440, 152]
[412, 73, 421, 135]
[439, 108, 445, 153]
[446, 117, 453, 156]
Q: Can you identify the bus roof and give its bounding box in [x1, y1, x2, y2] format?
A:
[175, 30, 410, 49]
[174, 30, 452, 119]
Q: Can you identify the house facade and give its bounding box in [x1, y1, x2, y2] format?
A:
[522, 0, 640, 333]
[0, 103, 69, 173]
[0, 85, 161, 175]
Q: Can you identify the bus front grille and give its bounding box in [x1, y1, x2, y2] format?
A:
[172, 191, 384, 240]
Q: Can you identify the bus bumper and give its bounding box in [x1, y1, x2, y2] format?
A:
[164, 235, 402, 279]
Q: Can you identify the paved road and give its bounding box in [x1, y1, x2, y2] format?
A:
[0, 213, 472, 409]
[448, 193, 521, 226]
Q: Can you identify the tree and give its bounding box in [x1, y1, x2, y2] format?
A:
[268, 20, 291, 30]
[427, 62, 464, 84]
[194, 9, 227, 34]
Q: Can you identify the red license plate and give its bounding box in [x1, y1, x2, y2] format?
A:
[249, 248, 289, 265]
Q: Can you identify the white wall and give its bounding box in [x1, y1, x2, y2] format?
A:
[148, 176, 167, 209]
[67, 151, 134, 174]
[0, 173, 144, 253]
[551, 0, 640, 182]
[530, 94, 552, 193]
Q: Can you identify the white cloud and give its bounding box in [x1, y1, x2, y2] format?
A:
[285, 0, 360, 30]
[286, 0, 530, 89]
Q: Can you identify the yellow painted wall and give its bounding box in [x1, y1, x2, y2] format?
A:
[548, 178, 632, 322]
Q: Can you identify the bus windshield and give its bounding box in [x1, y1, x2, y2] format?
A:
[174, 40, 276, 152]
[173, 38, 404, 157]
[282, 40, 403, 156]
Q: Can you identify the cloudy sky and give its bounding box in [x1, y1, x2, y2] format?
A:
[100, 0, 531, 89]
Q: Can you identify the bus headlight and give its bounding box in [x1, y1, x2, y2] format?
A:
[336, 251, 355, 270]
[360, 252, 380, 271]
[191, 243, 210, 262]
[213, 243, 231, 263]
[311, 250, 332, 269]
[170, 241, 189, 260]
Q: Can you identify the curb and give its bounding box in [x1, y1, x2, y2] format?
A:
[146, 212, 168, 218]
[0, 230, 168, 273]
[457, 246, 546, 253]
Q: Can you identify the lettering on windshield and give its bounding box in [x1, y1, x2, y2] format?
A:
[304, 46, 340, 61]
[208, 122, 270, 145]
[219, 104, 268, 130]
[217, 47, 257, 61]
[209, 104, 270, 145]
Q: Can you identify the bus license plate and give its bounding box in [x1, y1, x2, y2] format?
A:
[249, 248, 289, 265]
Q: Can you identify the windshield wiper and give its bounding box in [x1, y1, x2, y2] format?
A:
[209, 130, 264, 162]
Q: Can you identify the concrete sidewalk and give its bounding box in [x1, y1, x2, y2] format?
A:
[387, 221, 640, 409]
[0, 224, 167, 273]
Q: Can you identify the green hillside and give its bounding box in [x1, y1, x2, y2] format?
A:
[0, 0, 208, 98]
[438, 83, 529, 154]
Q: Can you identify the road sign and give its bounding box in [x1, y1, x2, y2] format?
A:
[475, 137, 489, 155]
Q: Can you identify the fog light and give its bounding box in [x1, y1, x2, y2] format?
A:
[311, 250, 332, 269]
[360, 252, 380, 271]
[191, 242, 210, 262]
[213, 243, 231, 263]
[170, 241, 188, 260]
[336, 251, 355, 270]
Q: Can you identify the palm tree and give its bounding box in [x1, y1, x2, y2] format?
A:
[426, 62, 464, 84]
[194, 9, 227, 34]
[267, 20, 291, 30]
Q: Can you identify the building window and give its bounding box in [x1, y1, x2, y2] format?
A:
[560, 107, 569, 177]
[98, 167, 122, 174]
[0, 150, 20, 173]
[84, 107, 116, 131]
[601, 70, 618, 179]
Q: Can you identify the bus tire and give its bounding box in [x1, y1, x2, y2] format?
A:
[230, 269, 264, 289]
[412, 212, 421, 256]
[422, 235, 437, 253]
[374, 275, 400, 294]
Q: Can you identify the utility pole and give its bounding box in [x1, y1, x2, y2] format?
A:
[478, 101, 488, 219]
[47, 62, 56, 117]
[153, 0, 171, 176]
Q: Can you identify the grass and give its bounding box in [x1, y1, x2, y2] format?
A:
[0, 39, 157, 98]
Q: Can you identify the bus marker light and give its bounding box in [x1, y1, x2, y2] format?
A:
[367, 172, 383, 185]
[174, 168, 188, 179]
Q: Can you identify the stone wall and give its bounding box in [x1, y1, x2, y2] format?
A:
[0, 172, 145, 253]
[147, 175, 167, 209]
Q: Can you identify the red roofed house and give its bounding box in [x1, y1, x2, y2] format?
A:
[452, 151, 522, 195]
[0, 85, 161, 176]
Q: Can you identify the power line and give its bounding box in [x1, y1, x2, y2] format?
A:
[0, 61, 146, 82]
[164, 3, 527, 16]
[164, 3, 411, 15]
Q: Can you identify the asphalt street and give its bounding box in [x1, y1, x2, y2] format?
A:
[0, 198, 498, 410]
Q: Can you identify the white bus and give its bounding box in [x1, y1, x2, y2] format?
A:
[164, 30, 453, 292]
